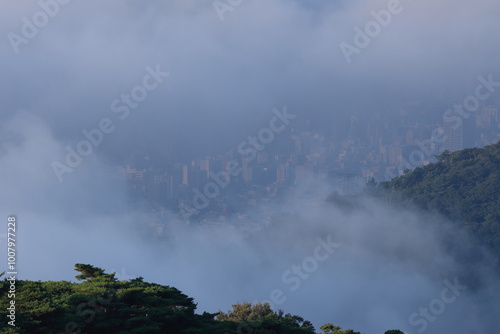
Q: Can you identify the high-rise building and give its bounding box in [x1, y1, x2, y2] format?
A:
[294, 165, 306, 184]
[200, 158, 210, 176]
[277, 163, 287, 183]
[388, 146, 402, 165]
[182, 165, 189, 185]
[166, 175, 175, 200]
[257, 152, 267, 163]
[242, 158, 252, 182]
[443, 119, 463, 152]
[147, 180, 161, 203]
[477, 107, 498, 129]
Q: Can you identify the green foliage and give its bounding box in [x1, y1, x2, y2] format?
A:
[0, 264, 407, 333]
[0, 265, 319, 334]
[377, 142, 500, 259]
[217, 303, 315, 334]
[384, 330, 405, 334]
[319, 323, 362, 334]
[0, 264, 222, 334]
[217, 302, 274, 322]
[0, 328, 22, 334]
[74, 263, 115, 281]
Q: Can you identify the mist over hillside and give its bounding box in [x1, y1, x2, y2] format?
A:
[0, 114, 498, 333]
[1, 0, 500, 333]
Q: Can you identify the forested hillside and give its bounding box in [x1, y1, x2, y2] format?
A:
[3, 143, 499, 333]
[379, 142, 500, 257]
[0, 264, 372, 334]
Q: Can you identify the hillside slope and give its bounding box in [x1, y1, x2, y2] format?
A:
[379, 141, 500, 255]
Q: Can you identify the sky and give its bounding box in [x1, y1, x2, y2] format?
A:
[1, 0, 500, 333]
[1, 0, 500, 158]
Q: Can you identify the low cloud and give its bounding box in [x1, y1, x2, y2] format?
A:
[1, 1, 499, 332]
[1, 114, 498, 333]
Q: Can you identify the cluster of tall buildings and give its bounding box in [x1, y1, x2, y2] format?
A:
[443, 106, 500, 152]
[118, 106, 500, 222]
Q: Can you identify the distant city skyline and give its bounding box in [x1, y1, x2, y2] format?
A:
[2, 1, 500, 332]
[116, 104, 499, 223]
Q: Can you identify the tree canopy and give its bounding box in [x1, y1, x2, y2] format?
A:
[329, 142, 500, 265]
[379, 142, 500, 258]
[0, 264, 410, 333]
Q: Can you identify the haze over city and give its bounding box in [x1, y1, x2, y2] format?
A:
[1, 1, 500, 333]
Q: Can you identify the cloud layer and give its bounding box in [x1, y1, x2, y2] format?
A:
[0, 114, 498, 333]
[1, 1, 500, 333]
[2, 0, 500, 159]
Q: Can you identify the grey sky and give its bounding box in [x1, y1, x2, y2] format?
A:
[1, 0, 499, 159]
[1, 0, 499, 332]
